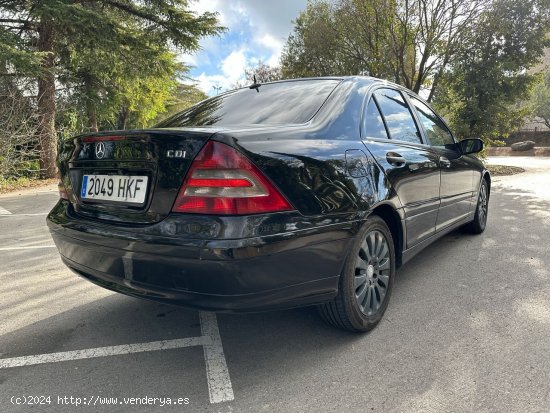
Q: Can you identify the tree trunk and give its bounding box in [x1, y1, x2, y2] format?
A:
[84, 74, 99, 132]
[116, 106, 129, 130]
[87, 102, 98, 132]
[88, 109, 98, 132]
[36, 19, 57, 179]
[427, 69, 442, 103]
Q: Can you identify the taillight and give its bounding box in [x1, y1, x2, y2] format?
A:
[172, 141, 293, 215]
[58, 182, 68, 200]
[81, 135, 124, 143]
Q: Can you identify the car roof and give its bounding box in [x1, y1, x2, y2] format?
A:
[240, 75, 410, 94]
[244, 74, 391, 83]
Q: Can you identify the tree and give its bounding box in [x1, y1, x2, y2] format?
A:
[0, 1, 223, 178]
[245, 63, 283, 83]
[390, 0, 484, 99]
[58, 46, 186, 131]
[332, 0, 401, 79]
[529, 68, 550, 129]
[233, 62, 283, 89]
[432, 0, 550, 146]
[153, 82, 208, 124]
[0, 76, 41, 179]
[281, 1, 346, 78]
[281, 0, 485, 97]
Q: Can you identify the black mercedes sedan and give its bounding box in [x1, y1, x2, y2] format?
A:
[47, 76, 490, 332]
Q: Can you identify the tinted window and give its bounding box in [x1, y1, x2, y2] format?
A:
[374, 89, 421, 144]
[410, 97, 455, 148]
[156, 80, 340, 127]
[364, 99, 389, 140]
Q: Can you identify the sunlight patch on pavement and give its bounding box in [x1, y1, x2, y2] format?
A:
[517, 297, 550, 324]
[0, 206, 12, 215]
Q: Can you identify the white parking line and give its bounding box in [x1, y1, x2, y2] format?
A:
[0, 336, 209, 368]
[0, 311, 235, 404]
[0, 206, 12, 215]
[200, 311, 235, 404]
[0, 245, 56, 251]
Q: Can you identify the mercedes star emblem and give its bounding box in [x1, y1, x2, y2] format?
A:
[95, 142, 106, 159]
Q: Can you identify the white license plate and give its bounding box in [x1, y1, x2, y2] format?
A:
[81, 175, 148, 204]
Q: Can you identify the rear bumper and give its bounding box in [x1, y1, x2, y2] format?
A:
[47, 200, 357, 312]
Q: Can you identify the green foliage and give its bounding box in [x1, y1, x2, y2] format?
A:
[0, 0, 224, 178]
[0, 27, 44, 75]
[153, 83, 208, 124]
[0, 176, 37, 193]
[334, 0, 400, 79]
[58, 44, 186, 130]
[529, 69, 550, 129]
[432, 0, 550, 146]
[281, 0, 550, 147]
[281, 1, 344, 78]
[281, 0, 485, 94]
[46, 0, 222, 132]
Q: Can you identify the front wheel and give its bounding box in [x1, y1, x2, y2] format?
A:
[463, 179, 489, 234]
[318, 215, 395, 332]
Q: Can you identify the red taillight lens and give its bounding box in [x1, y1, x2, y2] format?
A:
[81, 135, 124, 143]
[172, 141, 293, 215]
[58, 182, 68, 200]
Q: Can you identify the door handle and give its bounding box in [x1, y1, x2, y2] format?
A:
[386, 152, 406, 167]
[439, 156, 451, 168]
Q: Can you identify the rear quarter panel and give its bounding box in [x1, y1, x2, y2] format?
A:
[212, 133, 399, 220]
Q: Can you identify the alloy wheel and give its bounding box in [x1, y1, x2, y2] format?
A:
[478, 183, 488, 226]
[354, 230, 391, 316]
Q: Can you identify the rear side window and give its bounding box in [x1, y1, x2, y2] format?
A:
[156, 80, 340, 127]
[410, 97, 455, 148]
[364, 99, 389, 140]
[374, 89, 422, 144]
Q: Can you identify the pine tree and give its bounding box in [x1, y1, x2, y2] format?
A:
[0, 0, 223, 178]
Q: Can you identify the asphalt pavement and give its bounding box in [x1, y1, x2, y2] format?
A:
[0, 156, 549, 412]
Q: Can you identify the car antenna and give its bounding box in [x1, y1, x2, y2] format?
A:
[249, 74, 261, 92]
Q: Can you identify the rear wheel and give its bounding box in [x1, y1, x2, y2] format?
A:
[463, 179, 489, 234]
[319, 215, 395, 332]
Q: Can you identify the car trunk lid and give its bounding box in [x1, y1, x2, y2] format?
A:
[61, 129, 216, 224]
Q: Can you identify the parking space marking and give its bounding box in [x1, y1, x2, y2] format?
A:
[0, 336, 209, 369]
[0, 311, 235, 404]
[0, 245, 56, 251]
[0, 206, 12, 215]
[200, 311, 235, 404]
[2, 205, 236, 404]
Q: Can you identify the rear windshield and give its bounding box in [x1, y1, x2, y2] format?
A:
[156, 79, 340, 127]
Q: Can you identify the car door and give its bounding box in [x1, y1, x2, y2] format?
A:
[408, 96, 474, 230]
[361, 88, 441, 248]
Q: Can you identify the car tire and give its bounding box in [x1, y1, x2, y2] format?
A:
[318, 215, 395, 332]
[462, 179, 489, 234]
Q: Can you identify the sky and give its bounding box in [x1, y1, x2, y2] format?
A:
[183, 0, 308, 95]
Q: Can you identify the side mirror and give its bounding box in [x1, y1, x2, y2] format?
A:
[459, 138, 483, 155]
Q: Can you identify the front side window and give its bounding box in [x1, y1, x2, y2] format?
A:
[363, 99, 389, 140]
[410, 97, 455, 149]
[374, 89, 422, 144]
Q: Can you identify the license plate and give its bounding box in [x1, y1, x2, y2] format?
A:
[81, 175, 148, 204]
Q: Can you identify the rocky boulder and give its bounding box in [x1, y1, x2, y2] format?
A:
[511, 141, 536, 151]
